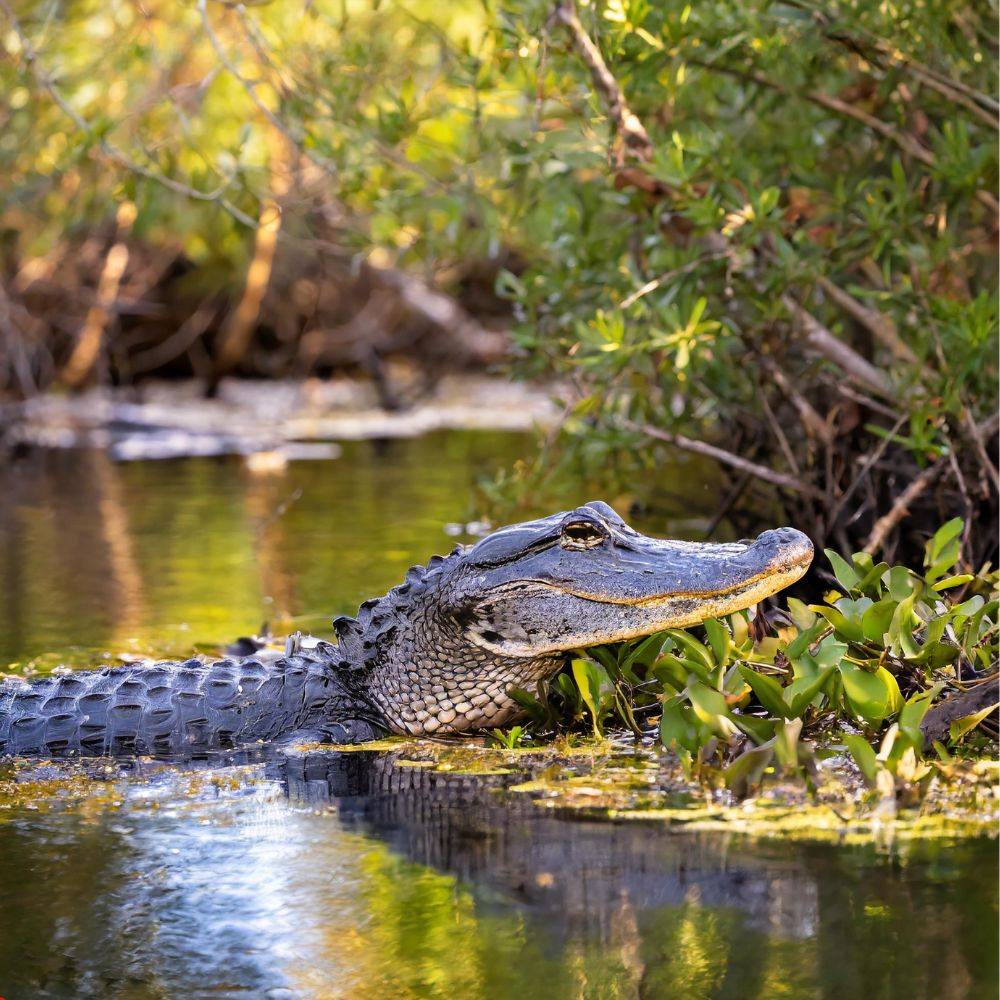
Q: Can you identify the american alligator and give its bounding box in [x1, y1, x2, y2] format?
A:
[0, 501, 813, 757]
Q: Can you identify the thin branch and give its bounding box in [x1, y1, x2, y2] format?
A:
[1, 0, 259, 229]
[963, 407, 1000, 493]
[826, 413, 907, 529]
[781, 293, 893, 397]
[619, 252, 729, 309]
[862, 456, 948, 554]
[551, 0, 653, 161]
[620, 419, 824, 498]
[198, 0, 339, 180]
[780, 0, 998, 125]
[815, 276, 921, 366]
[696, 59, 998, 214]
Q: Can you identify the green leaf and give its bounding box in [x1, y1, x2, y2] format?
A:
[687, 681, 733, 734]
[724, 742, 773, 794]
[664, 629, 716, 672]
[703, 618, 732, 667]
[861, 597, 898, 643]
[785, 621, 824, 660]
[825, 549, 860, 591]
[732, 713, 776, 745]
[896, 684, 942, 749]
[785, 663, 837, 717]
[737, 664, 789, 718]
[571, 658, 612, 737]
[925, 518, 964, 581]
[839, 664, 903, 724]
[813, 605, 865, 643]
[949, 702, 999, 742]
[621, 631, 669, 675]
[773, 718, 802, 771]
[843, 733, 879, 785]
[887, 566, 915, 601]
[786, 598, 816, 629]
[660, 697, 697, 753]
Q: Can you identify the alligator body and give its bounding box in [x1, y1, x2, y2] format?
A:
[0, 501, 813, 757]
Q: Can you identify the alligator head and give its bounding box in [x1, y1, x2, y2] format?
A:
[348, 501, 813, 736]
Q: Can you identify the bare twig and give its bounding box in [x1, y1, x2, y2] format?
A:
[862, 456, 948, 554]
[781, 293, 893, 397]
[757, 353, 834, 445]
[620, 419, 824, 498]
[1, 0, 259, 229]
[815, 276, 921, 366]
[780, 0, 998, 126]
[826, 413, 907, 529]
[963, 407, 1000, 493]
[697, 60, 999, 214]
[620, 252, 729, 309]
[551, 0, 654, 161]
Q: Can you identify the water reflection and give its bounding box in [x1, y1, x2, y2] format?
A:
[0, 434, 732, 670]
[0, 752, 994, 999]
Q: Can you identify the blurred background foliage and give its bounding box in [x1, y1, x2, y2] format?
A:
[0, 0, 997, 559]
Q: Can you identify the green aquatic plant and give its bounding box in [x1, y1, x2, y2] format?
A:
[511, 520, 998, 796]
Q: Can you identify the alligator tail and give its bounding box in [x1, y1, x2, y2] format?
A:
[0, 654, 350, 758]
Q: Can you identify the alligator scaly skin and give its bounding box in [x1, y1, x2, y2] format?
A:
[0, 653, 375, 757]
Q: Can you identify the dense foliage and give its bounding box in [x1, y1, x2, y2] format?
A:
[1, 0, 997, 557]
[500, 519, 998, 797]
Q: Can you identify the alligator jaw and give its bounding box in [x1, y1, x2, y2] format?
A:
[464, 524, 814, 658]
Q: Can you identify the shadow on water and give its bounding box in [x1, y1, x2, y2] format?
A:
[0, 749, 995, 999]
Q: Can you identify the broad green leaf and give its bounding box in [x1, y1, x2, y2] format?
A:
[703, 618, 732, 667]
[839, 663, 903, 724]
[897, 684, 942, 749]
[738, 664, 789, 718]
[786, 663, 837, 717]
[949, 703, 999, 742]
[665, 629, 715, 672]
[785, 621, 824, 661]
[887, 565, 915, 601]
[732, 713, 777, 745]
[787, 597, 816, 629]
[621, 631, 669, 675]
[774, 718, 802, 770]
[813, 605, 864, 643]
[861, 597, 897, 642]
[660, 697, 697, 753]
[724, 742, 773, 794]
[825, 549, 860, 591]
[843, 734, 879, 785]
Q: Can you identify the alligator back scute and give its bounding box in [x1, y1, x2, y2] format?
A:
[0, 654, 347, 757]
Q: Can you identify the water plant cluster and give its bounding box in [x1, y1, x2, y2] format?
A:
[497, 520, 998, 799]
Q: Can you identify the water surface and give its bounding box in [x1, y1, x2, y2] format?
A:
[0, 434, 995, 999]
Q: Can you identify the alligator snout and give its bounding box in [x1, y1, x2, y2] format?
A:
[752, 527, 814, 569]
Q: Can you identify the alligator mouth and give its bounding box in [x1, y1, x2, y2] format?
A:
[466, 526, 814, 656]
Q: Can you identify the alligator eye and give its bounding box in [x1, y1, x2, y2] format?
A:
[560, 521, 606, 549]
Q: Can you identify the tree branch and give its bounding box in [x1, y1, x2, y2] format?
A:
[552, 0, 653, 162]
[620, 419, 824, 498]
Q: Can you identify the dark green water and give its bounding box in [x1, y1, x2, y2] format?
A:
[0, 435, 996, 999]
